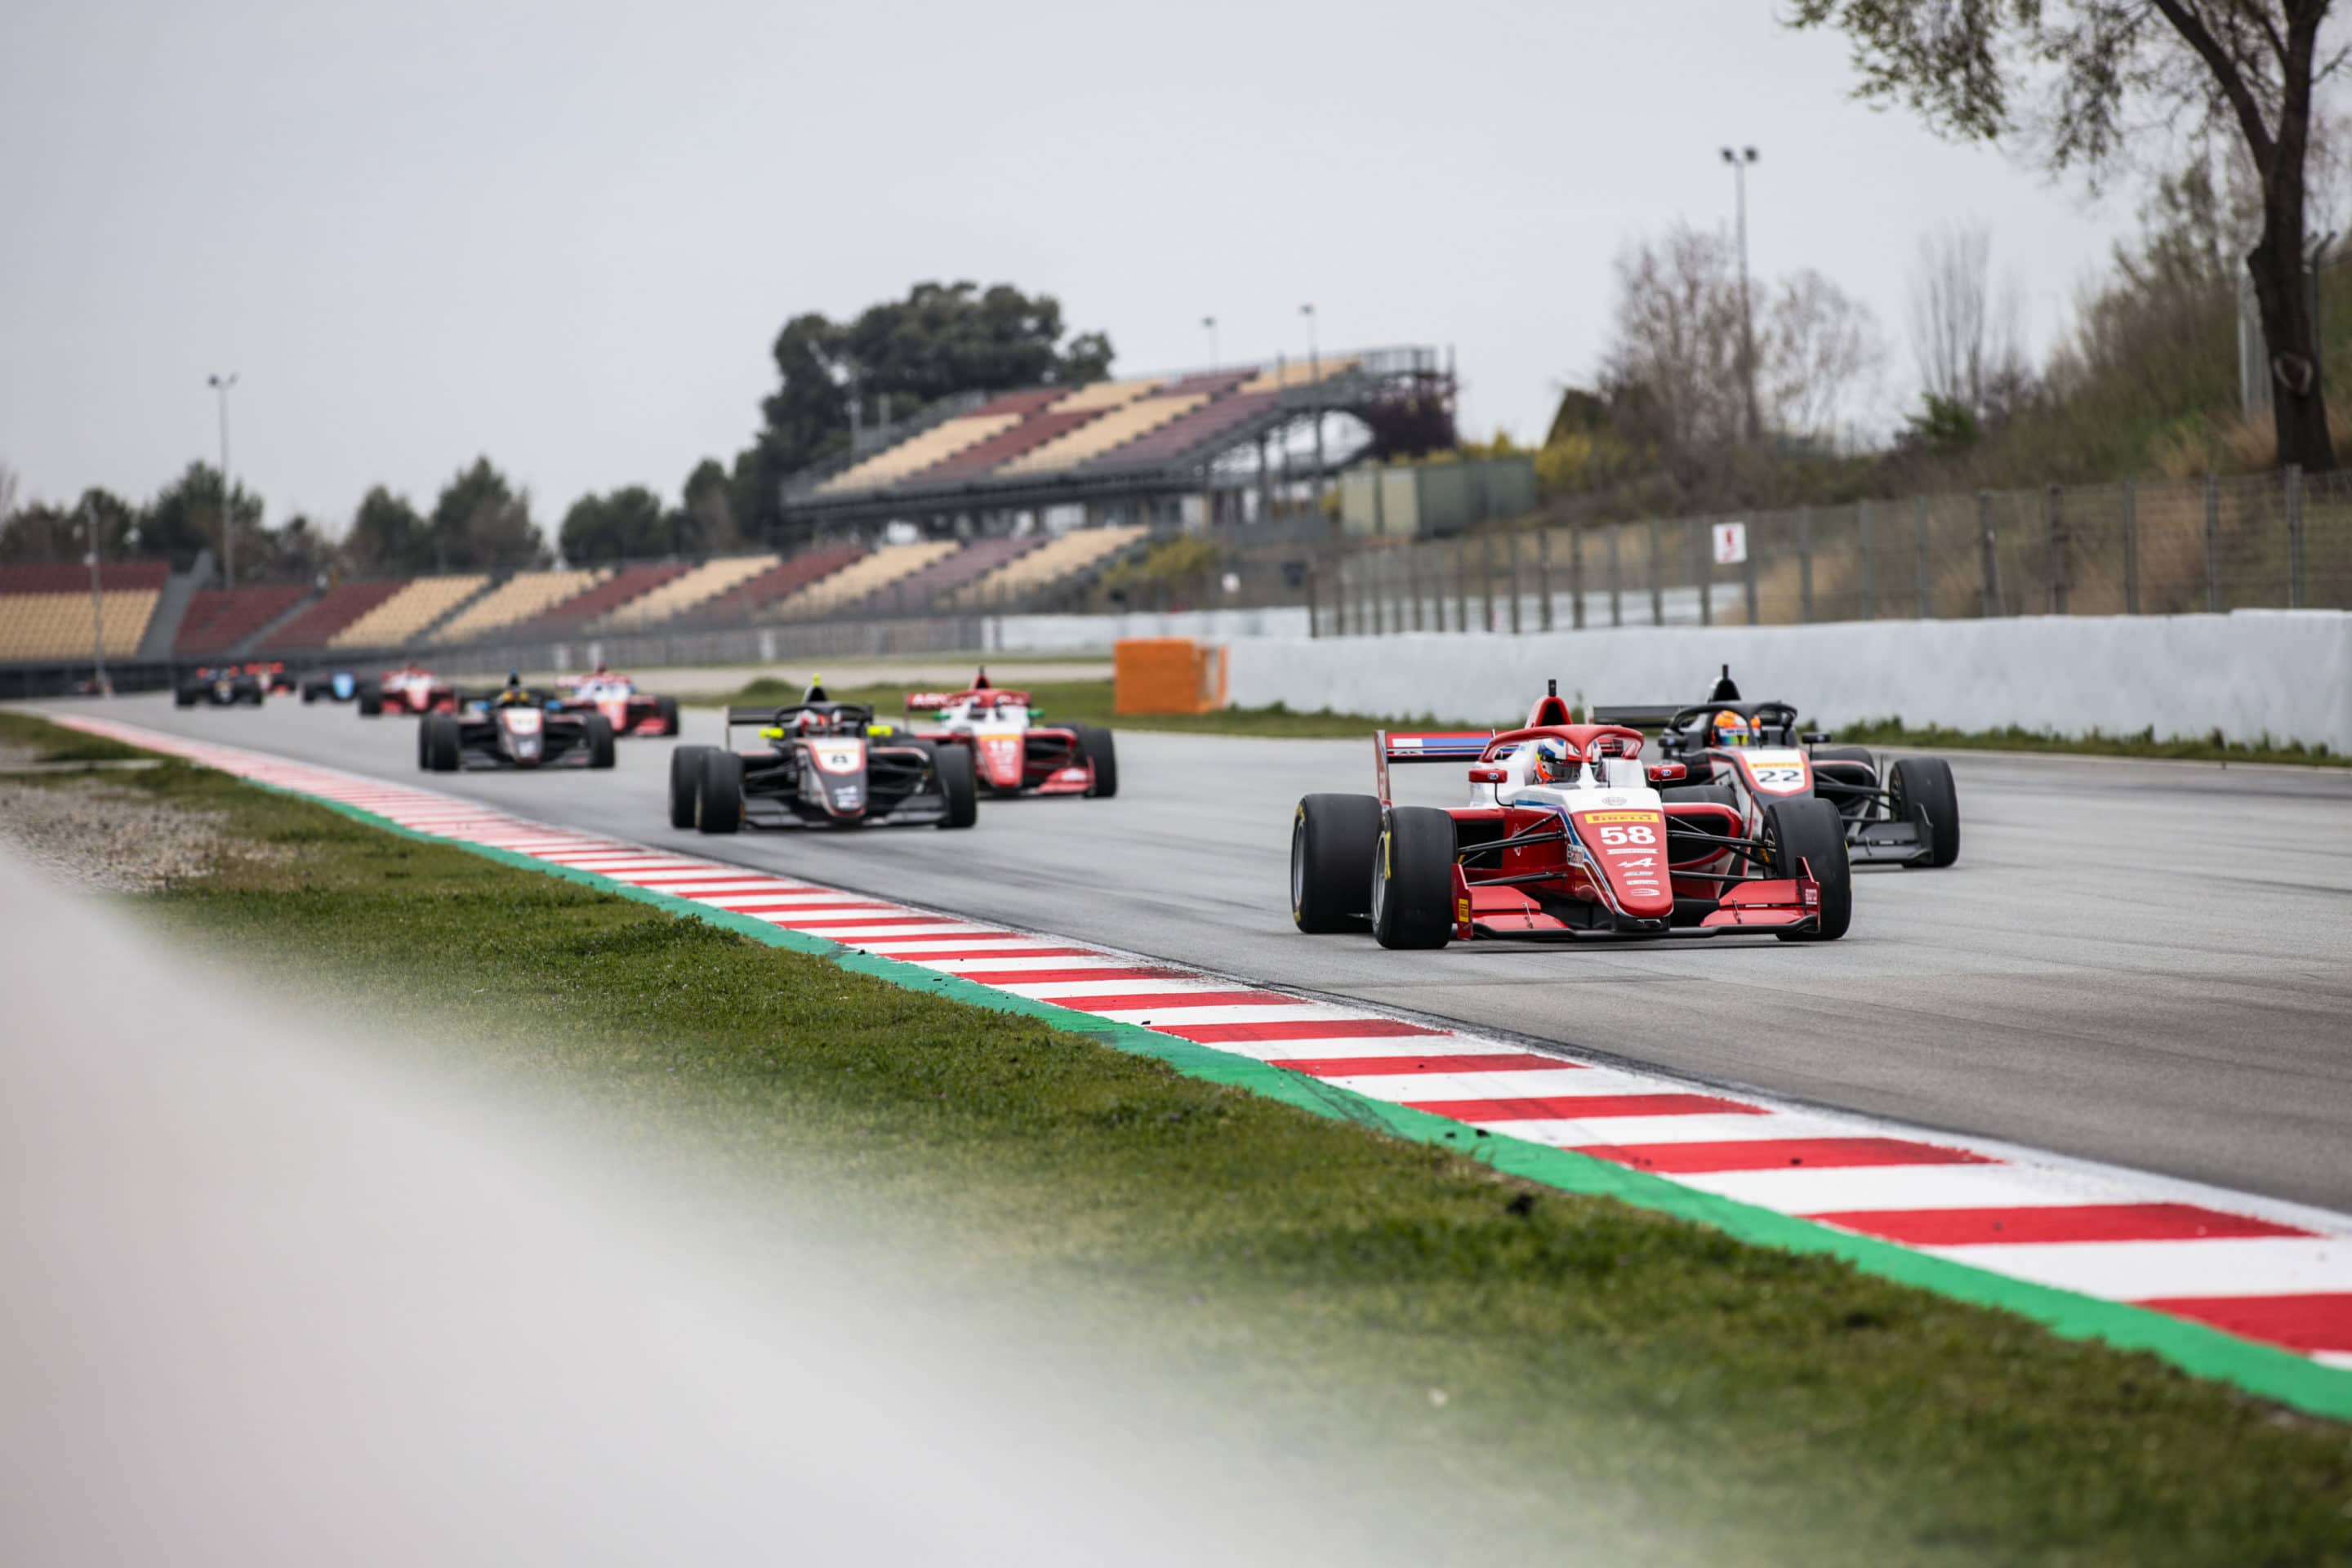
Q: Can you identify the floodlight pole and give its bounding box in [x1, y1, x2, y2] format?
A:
[1302, 303, 1323, 507]
[208, 372, 238, 590]
[1202, 315, 1218, 370]
[83, 497, 108, 695]
[1721, 147, 1760, 443]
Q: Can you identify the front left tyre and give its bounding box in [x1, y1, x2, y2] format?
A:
[421, 715, 461, 773]
[1890, 755, 1961, 867]
[1292, 793, 1381, 933]
[654, 696, 681, 737]
[934, 742, 978, 829]
[1075, 724, 1118, 798]
[696, 749, 745, 833]
[1370, 805, 1457, 951]
[585, 714, 617, 769]
[669, 745, 713, 829]
[1762, 795, 1852, 941]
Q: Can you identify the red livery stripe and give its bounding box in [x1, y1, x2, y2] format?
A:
[1811, 1204, 2314, 1246]
[1047, 989, 1303, 1013]
[862, 946, 1097, 961]
[1161, 1018, 1445, 1044]
[766, 914, 956, 929]
[1281, 1052, 1580, 1078]
[1576, 1138, 1993, 1174]
[1412, 1091, 1765, 1120]
[962, 968, 1192, 985]
[2135, 1292, 2352, 1355]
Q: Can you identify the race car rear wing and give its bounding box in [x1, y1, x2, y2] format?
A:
[1587, 704, 1684, 733]
[1373, 729, 1495, 804]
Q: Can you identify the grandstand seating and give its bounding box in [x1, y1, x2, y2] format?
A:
[430, 569, 606, 645]
[176, 585, 310, 657]
[767, 541, 956, 618]
[973, 388, 1071, 419]
[815, 413, 1021, 495]
[950, 525, 1148, 608]
[508, 563, 687, 635]
[920, 410, 1100, 482]
[1236, 356, 1359, 394]
[261, 580, 409, 650]
[1, 562, 171, 595]
[1084, 390, 1278, 470]
[329, 574, 488, 649]
[1047, 377, 1162, 414]
[679, 546, 865, 626]
[859, 536, 1043, 612]
[998, 392, 1209, 474]
[600, 555, 779, 629]
[0, 589, 163, 661]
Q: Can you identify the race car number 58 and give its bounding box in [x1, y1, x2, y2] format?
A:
[1597, 824, 1656, 846]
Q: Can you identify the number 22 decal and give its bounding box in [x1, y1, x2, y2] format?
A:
[1749, 764, 1806, 788]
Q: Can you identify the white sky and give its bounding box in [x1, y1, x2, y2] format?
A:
[2, 0, 2134, 531]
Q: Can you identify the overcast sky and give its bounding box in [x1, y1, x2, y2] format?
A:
[2, 0, 2137, 531]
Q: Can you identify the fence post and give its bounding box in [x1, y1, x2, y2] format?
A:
[1306, 562, 1321, 637]
[2047, 484, 2068, 614]
[1743, 519, 1760, 624]
[1914, 496, 1931, 618]
[1536, 528, 1553, 631]
[1693, 518, 1712, 626]
[2121, 481, 2139, 614]
[1482, 532, 1498, 632]
[2286, 463, 2305, 608]
[1508, 536, 1523, 634]
[1362, 551, 1379, 635]
[1454, 541, 1471, 632]
[1857, 498, 1875, 620]
[2204, 473, 2222, 612]
[1607, 524, 1623, 628]
[1978, 492, 2002, 617]
[1647, 517, 1664, 625]
[1797, 506, 1815, 623]
[1408, 544, 1425, 633]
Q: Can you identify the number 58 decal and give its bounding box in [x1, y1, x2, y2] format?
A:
[1597, 823, 1656, 846]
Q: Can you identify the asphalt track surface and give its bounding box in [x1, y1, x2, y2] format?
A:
[60, 693, 2352, 1213]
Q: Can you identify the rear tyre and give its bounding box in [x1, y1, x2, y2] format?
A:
[654, 695, 680, 737]
[1809, 744, 1878, 821]
[696, 749, 744, 833]
[421, 715, 461, 773]
[1291, 793, 1381, 933]
[1762, 796, 1851, 942]
[302, 686, 319, 705]
[175, 685, 198, 709]
[668, 745, 712, 829]
[1890, 755, 1961, 867]
[933, 742, 978, 829]
[1370, 805, 1457, 951]
[585, 714, 617, 769]
[1075, 724, 1118, 798]
[357, 684, 382, 716]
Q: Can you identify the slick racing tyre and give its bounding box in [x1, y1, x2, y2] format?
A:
[420, 715, 461, 773]
[1075, 724, 1118, 798]
[1370, 805, 1457, 951]
[669, 745, 713, 829]
[357, 684, 383, 716]
[654, 695, 681, 737]
[1762, 795, 1851, 942]
[174, 685, 198, 709]
[302, 686, 319, 704]
[1890, 755, 1961, 867]
[934, 741, 979, 829]
[696, 749, 744, 833]
[1291, 793, 1380, 933]
[585, 714, 617, 769]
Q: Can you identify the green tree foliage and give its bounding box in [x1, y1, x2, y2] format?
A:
[680, 457, 737, 554]
[559, 485, 669, 566]
[1789, 0, 2342, 472]
[737, 281, 1114, 544]
[345, 487, 432, 574]
[141, 463, 265, 568]
[428, 458, 547, 571]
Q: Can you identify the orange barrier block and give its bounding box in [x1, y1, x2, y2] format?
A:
[1113, 638, 1228, 715]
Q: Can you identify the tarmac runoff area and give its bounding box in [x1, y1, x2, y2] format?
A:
[39, 698, 2352, 1399]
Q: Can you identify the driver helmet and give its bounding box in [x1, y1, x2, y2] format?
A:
[1713, 709, 1753, 747]
[1529, 737, 1575, 784]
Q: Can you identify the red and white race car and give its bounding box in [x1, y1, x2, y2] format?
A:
[553, 669, 680, 737]
[361, 664, 457, 717]
[1290, 681, 1851, 948]
[901, 670, 1116, 798]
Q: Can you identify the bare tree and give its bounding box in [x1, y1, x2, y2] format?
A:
[1909, 221, 2029, 420]
[0, 463, 19, 537]
[1762, 269, 1888, 441]
[1600, 222, 1748, 455]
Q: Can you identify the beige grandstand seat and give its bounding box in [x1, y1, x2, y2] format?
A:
[329, 574, 488, 649]
[950, 525, 1149, 607]
[599, 555, 780, 629]
[0, 590, 160, 660]
[431, 568, 606, 644]
[766, 541, 957, 617]
[1048, 377, 1163, 414]
[814, 414, 1022, 496]
[1236, 356, 1361, 394]
[996, 393, 1208, 475]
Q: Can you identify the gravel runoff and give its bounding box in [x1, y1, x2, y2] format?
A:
[0, 778, 233, 893]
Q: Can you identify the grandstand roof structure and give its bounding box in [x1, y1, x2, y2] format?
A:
[779, 345, 1445, 528]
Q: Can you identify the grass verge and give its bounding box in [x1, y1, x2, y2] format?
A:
[1836, 715, 2347, 768]
[0, 707, 152, 764]
[13, 713, 2350, 1563]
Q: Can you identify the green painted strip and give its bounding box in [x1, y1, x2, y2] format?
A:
[182, 765, 2352, 1424]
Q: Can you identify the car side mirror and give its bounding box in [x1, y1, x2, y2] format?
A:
[1468, 766, 1507, 784]
[1802, 730, 1831, 745]
[1646, 763, 1687, 785]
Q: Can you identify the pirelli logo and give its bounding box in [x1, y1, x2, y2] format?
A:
[1579, 810, 1664, 824]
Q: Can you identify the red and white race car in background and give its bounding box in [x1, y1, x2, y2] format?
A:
[1291, 681, 1851, 948]
[902, 670, 1116, 798]
[553, 669, 681, 737]
[361, 664, 457, 717]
